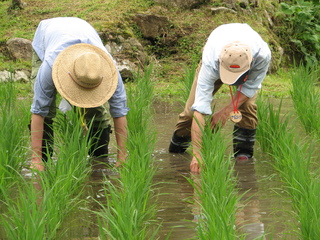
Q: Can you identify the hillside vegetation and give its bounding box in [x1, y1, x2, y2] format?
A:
[0, 0, 318, 100]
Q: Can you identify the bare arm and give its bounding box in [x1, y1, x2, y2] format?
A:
[113, 116, 128, 167]
[30, 114, 45, 171]
[190, 110, 205, 173]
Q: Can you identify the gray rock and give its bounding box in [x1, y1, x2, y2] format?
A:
[134, 14, 171, 40]
[0, 70, 29, 82]
[6, 38, 32, 61]
[210, 7, 237, 15]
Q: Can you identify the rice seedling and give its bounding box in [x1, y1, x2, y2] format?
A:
[0, 172, 88, 240]
[271, 128, 320, 239]
[0, 105, 92, 239]
[290, 63, 320, 137]
[257, 98, 320, 239]
[0, 80, 29, 197]
[256, 96, 291, 153]
[48, 109, 92, 184]
[0, 176, 57, 240]
[94, 65, 160, 240]
[188, 118, 243, 240]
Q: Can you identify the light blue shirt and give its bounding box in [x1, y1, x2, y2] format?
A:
[192, 23, 271, 115]
[31, 17, 129, 118]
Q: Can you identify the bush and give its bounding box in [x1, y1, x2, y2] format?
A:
[280, 0, 320, 65]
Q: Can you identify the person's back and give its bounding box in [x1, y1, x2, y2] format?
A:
[32, 17, 106, 65]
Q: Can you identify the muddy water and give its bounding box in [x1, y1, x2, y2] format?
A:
[10, 98, 299, 240]
[79, 98, 298, 240]
[150, 99, 296, 240]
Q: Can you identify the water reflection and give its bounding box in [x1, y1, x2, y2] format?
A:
[234, 159, 265, 240]
[154, 153, 195, 240]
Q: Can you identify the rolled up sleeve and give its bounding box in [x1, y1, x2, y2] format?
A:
[30, 61, 56, 117]
[108, 72, 129, 118]
[191, 63, 219, 115]
[240, 53, 271, 98]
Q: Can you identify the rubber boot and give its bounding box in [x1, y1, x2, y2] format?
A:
[168, 132, 191, 153]
[88, 126, 111, 158]
[42, 118, 54, 162]
[233, 125, 256, 158]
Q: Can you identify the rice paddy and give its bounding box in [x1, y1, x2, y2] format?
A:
[0, 64, 320, 239]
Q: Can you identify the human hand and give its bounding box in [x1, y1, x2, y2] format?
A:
[190, 156, 201, 174]
[211, 108, 230, 128]
[115, 150, 127, 168]
[30, 157, 45, 172]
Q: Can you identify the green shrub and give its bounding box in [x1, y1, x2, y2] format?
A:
[280, 0, 320, 65]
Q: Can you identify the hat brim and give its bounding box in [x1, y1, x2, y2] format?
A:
[52, 43, 118, 108]
[220, 64, 249, 85]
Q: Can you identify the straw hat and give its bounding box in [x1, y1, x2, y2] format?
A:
[52, 43, 118, 108]
[219, 41, 253, 86]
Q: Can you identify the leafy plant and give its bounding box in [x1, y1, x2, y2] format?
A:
[280, 0, 320, 65]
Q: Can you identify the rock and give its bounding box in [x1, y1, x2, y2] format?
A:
[154, 0, 207, 9]
[6, 38, 32, 61]
[133, 13, 183, 57]
[134, 14, 171, 40]
[0, 70, 29, 82]
[105, 36, 149, 81]
[106, 36, 148, 65]
[210, 7, 237, 15]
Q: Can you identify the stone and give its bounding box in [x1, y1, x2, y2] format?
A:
[6, 38, 32, 61]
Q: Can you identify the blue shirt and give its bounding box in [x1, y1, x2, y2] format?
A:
[31, 17, 129, 118]
[192, 23, 272, 115]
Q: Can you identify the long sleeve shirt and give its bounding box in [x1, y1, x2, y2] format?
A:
[31, 17, 129, 118]
[192, 23, 271, 115]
